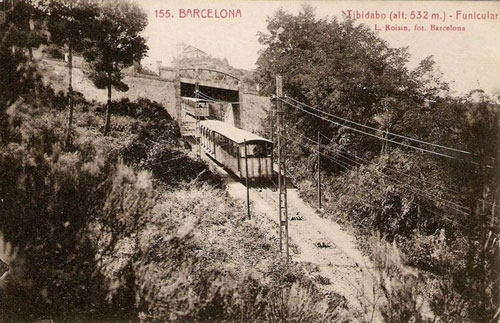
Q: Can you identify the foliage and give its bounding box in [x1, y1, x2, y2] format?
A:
[0, 2, 345, 322]
[0, 26, 28, 108]
[0, 78, 338, 322]
[127, 187, 345, 322]
[370, 234, 430, 323]
[257, 7, 500, 322]
[317, 151, 464, 246]
[0, 97, 340, 321]
[43, 43, 65, 59]
[42, 0, 101, 141]
[0, 26, 46, 109]
[0, 97, 112, 320]
[44, 0, 98, 53]
[1, 0, 47, 60]
[104, 97, 224, 188]
[82, 0, 148, 135]
[256, 5, 449, 161]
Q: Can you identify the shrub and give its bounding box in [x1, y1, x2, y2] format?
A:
[0, 97, 161, 320]
[130, 186, 345, 322]
[0, 97, 339, 322]
[0, 99, 112, 319]
[370, 233, 430, 323]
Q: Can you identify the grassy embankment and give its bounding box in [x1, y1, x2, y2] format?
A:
[0, 70, 346, 321]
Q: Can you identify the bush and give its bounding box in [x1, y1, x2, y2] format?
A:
[0, 98, 115, 320]
[370, 233, 430, 323]
[129, 186, 344, 322]
[0, 96, 340, 322]
[0, 96, 171, 320]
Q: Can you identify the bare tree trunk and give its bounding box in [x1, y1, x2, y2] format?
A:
[104, 83, 111, 136]
[65, 42, 73, 146]
[28, 16, 34, 61]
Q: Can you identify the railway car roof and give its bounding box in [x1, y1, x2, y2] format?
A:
[200, 120, 272, 144]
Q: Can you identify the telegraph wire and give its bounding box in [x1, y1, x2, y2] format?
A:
[283, 128, 472, 216]
[281, 132, 473, 230]
[287, 127, 472, 214]
[288, 129, 500, 230]
[279, 97, 493, 169]
[286, 96, 474, 156]
[317, 131, 499, 211]
[282, 127, 473, 214]
[285, 127, 470, 211]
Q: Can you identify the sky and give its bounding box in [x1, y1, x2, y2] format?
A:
[138, 0, 500, 96]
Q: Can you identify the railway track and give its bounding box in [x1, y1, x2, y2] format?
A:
[197, 149, 382, 320]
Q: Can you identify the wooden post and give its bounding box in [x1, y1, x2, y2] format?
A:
[317, 131, 321, 210]
[195, 81, 201, 159]
[277, 78, 283, 255]
[276, 75, 289, 263]
[492, 202, 496, 227]
[271, 116, 274, 176]
[244, 139, 251, 220]
[65, 41, 73, 146]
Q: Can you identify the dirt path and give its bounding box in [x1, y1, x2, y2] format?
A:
[202, 154, 381, 319]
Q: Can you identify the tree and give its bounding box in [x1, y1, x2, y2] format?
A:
[255, 6, 448, 161]
[44, 0, 99, 144]
[82, 0, 148, 136]
[0, 25, 44, 113]
[256, 7, 500, 321]
[5, 0, 46, 60]
[0, 26, 25, 110]
[0, 0, 42, 107]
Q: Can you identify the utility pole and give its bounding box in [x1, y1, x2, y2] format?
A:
[65, 38, 73, 146]
[244, 139, 251, 220]
[195, 80, 201, 159]
[276, 75, 289, 264]
[270, 115, 274, 176]
[492, 202, 496, 227]
[317, 131, 322, 210]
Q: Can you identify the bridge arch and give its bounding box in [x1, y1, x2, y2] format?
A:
[177, 67, 243, 135]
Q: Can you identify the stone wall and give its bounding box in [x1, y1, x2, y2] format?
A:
[40, 58, 272, 135]
[41, 59, 178, 119]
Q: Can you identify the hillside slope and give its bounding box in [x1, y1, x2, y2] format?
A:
[39, 59, 179, 119]
[40, 59, 273, 135]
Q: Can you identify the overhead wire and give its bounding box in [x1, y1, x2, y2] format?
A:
[279, 97, 460, 160]
[291, 129, 489, 249]
[285, 96, 474, 156]
[281, 132, 472, 230]
[284, 126, 472, 215]
[317, 131, 499, 211]
[279, 97, 493, 169]
[285, 127, 500, 230]
[282, 125, 470, 212]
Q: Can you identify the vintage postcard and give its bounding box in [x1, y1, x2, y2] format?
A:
[0, 0, 498, 322]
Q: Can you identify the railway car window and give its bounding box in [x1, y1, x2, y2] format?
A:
[242, 144, 253, 157]
[222, 137, 230, 153]
[241, 143, 269, 157]
[252, 143, 272, 157]
[232, 143, 238, 157]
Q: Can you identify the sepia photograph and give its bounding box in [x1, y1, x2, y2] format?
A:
[0, 0, 499, 322]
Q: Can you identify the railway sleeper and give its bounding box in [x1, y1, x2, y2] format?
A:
[314, 241, 332, 248]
